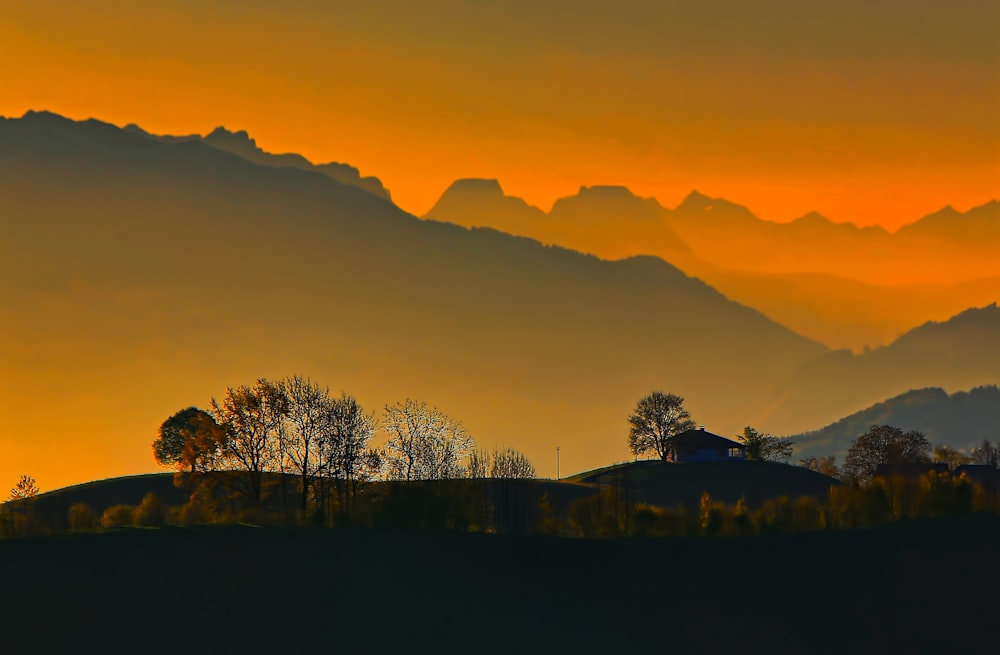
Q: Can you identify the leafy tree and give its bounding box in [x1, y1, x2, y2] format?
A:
[324, 392, 377, 498]
[842, 424, 932, 484]
[627, 392, 695, 461]
[8, 475, 39, 501]
[67, 503, 97, 530]
[970, 439, 998, 467]
[211, 378, 290, 505]
[153, 407, 226, 474]
[383, 399, 474, 480]
[799, 455, 840, 479]
[738, 426, 794, 463]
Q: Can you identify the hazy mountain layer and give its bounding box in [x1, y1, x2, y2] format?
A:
[427, 181, 999, 349]
[0, 111, 825, 488]
[763, 305, 1000, 434]
[791, 386, 1000, 460]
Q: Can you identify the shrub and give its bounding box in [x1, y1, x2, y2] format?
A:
[67, 503, 98, 530]
[100, 504, 136, 528]
[134, 493, 166, 526]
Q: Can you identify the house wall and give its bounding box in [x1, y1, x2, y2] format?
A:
[677, 448, 745, 462]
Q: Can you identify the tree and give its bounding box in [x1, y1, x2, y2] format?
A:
[970, 439, 998, 468]
[280, 375, 334, 512]
[322, 392, 376, 511]
[738, 426, 795, 463]
[842, 424, 932, 484]
[8, 475, 39, 501]
[210, 378, 290, 505]
[153, 407, 226, 474]
[468, 447, 536, 479]
[383, 399, 474, 480]
[627, 392, 695, 461]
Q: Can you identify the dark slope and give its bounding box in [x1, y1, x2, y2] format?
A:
[2, 520, 999, 654]
[0, 111, 825, 480]
[123, 120, 392, 199]
[763, 305, 1000, 434]
[791, 386, 1000, 459]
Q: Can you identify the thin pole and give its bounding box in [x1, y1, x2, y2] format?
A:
[557, 446, 561, 481]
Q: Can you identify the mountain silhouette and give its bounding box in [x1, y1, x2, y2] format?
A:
[762, 304, 1000, 434]
[791, 385, 1000, 460]
[124, 121, 392, 200]
[0, 111, 827, 484]
[426, 181, 999, 349]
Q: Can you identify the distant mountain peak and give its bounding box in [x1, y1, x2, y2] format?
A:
[444, 178, 507, 196]
[793, 211, 831, 225]
[575, 185, 640, 199]
[678, 189, 714, 211]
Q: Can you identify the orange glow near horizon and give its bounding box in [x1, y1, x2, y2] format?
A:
[1, 1, 998, 493]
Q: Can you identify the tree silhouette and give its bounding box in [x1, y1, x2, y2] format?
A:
[738, 426, 794, 463]
[153, 407, 226, 474]
[842, 424, 931, 484]
[211, 378, 290, 505]
[627, 392, 695, 461]
[383, 399, 473, 480]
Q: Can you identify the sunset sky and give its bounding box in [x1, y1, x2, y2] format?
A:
[3, 0, 997, 229]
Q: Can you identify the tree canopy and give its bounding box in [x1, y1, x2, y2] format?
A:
[738, 426, 794, 463]
[627, 392, 695, 461]
[842, 424, 931, 483]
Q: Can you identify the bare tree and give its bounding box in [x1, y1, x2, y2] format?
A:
[322, 392, 376, 509]
[281, 375, 334, 513]
[383, 399, 474, 480]
[627, 392, 695, 461]
[210, 378, 289, 505]
[467, 447, 536, 479]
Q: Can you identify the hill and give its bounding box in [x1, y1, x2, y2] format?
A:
[0, 110, 826, 487]
[763, 305, 1000, 434]
[1, 519, 998, 653]
[573, 460, 838, 508]
[792, 386, 1000, 460]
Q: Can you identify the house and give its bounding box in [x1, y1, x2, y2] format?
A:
[953, 464, 1000, 495]
[670, 427, 745, 462]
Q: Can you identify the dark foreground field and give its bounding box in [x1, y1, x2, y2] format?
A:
[1, 517, 997, 654]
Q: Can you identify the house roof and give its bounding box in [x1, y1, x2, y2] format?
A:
[672, 427, 743, 450]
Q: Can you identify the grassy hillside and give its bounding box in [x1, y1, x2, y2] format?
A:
[0, 518, 997, 653]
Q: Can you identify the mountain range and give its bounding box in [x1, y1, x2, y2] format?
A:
[1, 111, 997, 486]
[427, 180, 999, 350]
[792, 385, 1000, 460]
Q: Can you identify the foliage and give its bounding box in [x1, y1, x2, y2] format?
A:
[739, 426, 794, 463]
[842, 424, 931, 484]
[8, 474, 39, 501]
[626, 392, 695, 461]
[134, 493, 166, 526]
[383, 399, 474, 480]
[153, 407, 225, 474]
[100, 504, 137, 528]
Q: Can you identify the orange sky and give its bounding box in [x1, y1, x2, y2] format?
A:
[2, 0, 997, 229]
[1, 1, 998, 493]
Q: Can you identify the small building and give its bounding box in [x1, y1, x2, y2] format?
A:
[953, 464, 1000, 495]
[670, 427, 745, 462]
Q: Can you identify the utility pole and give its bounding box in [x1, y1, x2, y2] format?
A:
[556, 446, 561, 481]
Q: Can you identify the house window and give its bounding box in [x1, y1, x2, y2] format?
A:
[728, 448, 741, 458]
